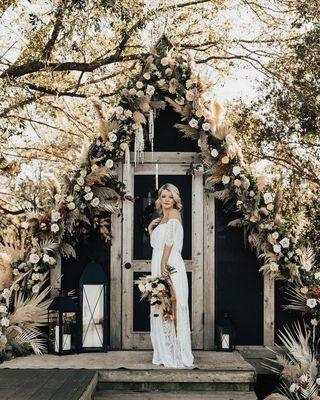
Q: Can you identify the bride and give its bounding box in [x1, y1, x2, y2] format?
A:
[148, 183, 194, 368]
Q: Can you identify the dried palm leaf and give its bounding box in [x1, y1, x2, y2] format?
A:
[299, 246, 316, 272]
[283, 285, 308, 312]
[165, 97, 192, 118]
[0, 238, 27, 263]
[85, 166, 113, 186]
[59, 243, 76, 259]
[149, 100, 166, 110]
[34, 238, 60, 254]
[9, 326, 47, 355]
[92, 187, 121, 213]
[45, 176, 61, 198]
[174, 123, 198, 139]
[228, 218, 243, 227]
[212, 189, 231, 203]
[133, 111, 146, 125]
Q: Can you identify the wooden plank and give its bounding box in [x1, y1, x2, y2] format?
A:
[130, 152, 201, 164]
[134, 163, 192, 175]
[27, 369, 74, 400]
[203, 191, 215, 350]
[263, 274, 275, 346]
[191, 171, 204, 349]
[110, 162, 123, 350]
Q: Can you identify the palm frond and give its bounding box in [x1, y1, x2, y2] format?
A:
[165, 97, 192, 118]
[93, 187, 121, 213]
[299, 246, 316, 272]
[85, 166, 113, 186]
[0, 238, 27, 264]
[59, 243, 76, 259]
[228, 218, 243, 227]
[174, 123, 198, 139]
[34, 238, 60, 254]
[283, 286, 308, 312]
[212, 189, 231, 203]
[11, 327, 47, 355]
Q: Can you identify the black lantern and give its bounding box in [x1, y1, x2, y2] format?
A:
[216, 312, 235, 352]
[79, 261, 108, 352]
[48, 291, 78, 355]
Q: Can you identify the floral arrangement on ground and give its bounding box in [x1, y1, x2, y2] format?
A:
[0, 37, 319, 397]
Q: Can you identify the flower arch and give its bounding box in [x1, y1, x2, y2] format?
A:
[0, 37, 319, 361]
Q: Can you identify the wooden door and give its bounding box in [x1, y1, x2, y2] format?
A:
[121, 152, 204, 349]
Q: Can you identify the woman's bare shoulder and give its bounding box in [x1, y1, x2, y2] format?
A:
[168, 208, 182, 222]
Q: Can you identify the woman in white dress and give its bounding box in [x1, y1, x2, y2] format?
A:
[148, 183, 194, 368]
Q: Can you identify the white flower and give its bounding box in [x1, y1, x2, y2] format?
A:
[115, 106, 124, 115]
[67, 202, 76, 210]
[273, 244, 281, 253]
[32, 285, 40, 294]
[160, 57, 169, 66]
[43, 254, 50, 263]
[143, 72, 151, 80]
[91, 164, 99, 172]
[311, 319, 318, 326]
[221, 155, 230, 164]
[186, 79, 193, 88]
[137, 90, 144, 97]
[146, 85, 155, 96]
[21, 221, 29, 229]
[136, 81, 144, 89]
[314, 272, 320, 279]
[249, 190, 255, 197]
[189, 118, 198, 129]
[91, 197, 100, 207]
[266, 203, 274, 211]
[202, 122, 211, 131]
[0, 317, 9, 327]
[242, 177, 250, 190]
[80, 170, 87, 177]
[316, 377, 320, 385]
[84, 186, 91, 193]
[269, 262, 279, 272]
[48, 257, 56, 265]
[211, 148, 219, 157]
[1, 289, 10, 300]
[165, 68, 172, 76]
[232, 166, 241, 176]
[124, 109, 132, 118]
[51, 210, 61, 222]
[13, 268, 19, 276]
[66, 195, 74, 202]
[32, 273, 40, 281]
[84, 192, 94, 201]
[185, 90, 195, 101]
[51, 223, 60, 233]
[129, 88, 136, 95]
[108, 132, 117, 142]
[54, 194, 62, 202]
[279, 237, 290, 248]
[272, 231, 279, 240]
[120, 142, 128, 151]
[74, 184, 80, 191]
[77, 177, 85, 186]
[158, 79, 166, 86]
[176, 97, 185, 105]
[236, 200, 243, 207]
[0, 305, 7, 313]
[300, 287, 308, 294]
[263, 192, 273, 204]
[234, 179, 241, 187]
[29, 253, 40, 264]
[307, 298, 317, 309]
[105, 159, 114, 168]
[222, 175, 230, 185]
[225, 133, 235, 145]
[289, 383, 300, 393]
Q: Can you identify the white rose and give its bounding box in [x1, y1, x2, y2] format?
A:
[289, 383, 300, 393]
[105, 159, 114, 168]
[186, 79, 193, 88]
[84, 192, 94, 201]
[43, 254, 50, 263]
[129, 88, 136, 95]
[124, 109, 132, 118]
[54, 194, 62, 202]
[202, 122, 211, 131]
[84, 186, 91, 193]
[158, 79, 166, 86]
[143, 72, 151, 80]
[185, 90, 195, 101]
[67, 202, 76, 210]
[263, 192, 273, 204]
[32, 273, 40, 281]
[136, 81, 144, 89]
[269, 262, 279, 272]
[146, 85, 155, 96]
[236, 200, 243, 207]
[232, 166, 241, 176]
[211, 148, 219, 157]
[51, 210, 61, 222]
[234, 179, 241, 187]
[32, 285, 40, 294]
[1, 317, 9, 327]
[108, 132, 117, 142]
[222, 175, 230, 185]
[115, 106, 124, 115]
[160, 57, 169, 66]
[66, 195, 74, 202]
[137, 90, 144, 97]
[29, 253, 40, 264]
[138, 283, 145, 292]
[311, 319, 318, 326]
[279, 237, 290, 248]
[221, 155, 230, 164]
[48, 257, 56, 265]
[189, 118, 198, 129]
[80, 170, 87, 177]
[74, 184, 80, 191]
[165, 68, 172, 76]
[273, 244, 281, 253]
[120, 142, 128, 151]
[1, 289, 10, 300]
[314, 272, 320, 279]
[91, 197, 100, 207]
[77, 177, 85, 186]
[307, 298, 317, 309]
[51, 223, 59, 233]
[266, 203, 274, 211]
[300, 287, 308, 294]
[249, 190, 255, 197]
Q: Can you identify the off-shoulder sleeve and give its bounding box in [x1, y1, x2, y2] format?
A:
[164, 219, 179, 246]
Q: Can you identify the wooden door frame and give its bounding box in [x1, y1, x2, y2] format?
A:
[109, 151, 216, 350]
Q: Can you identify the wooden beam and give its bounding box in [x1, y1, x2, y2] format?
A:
[263, 274, 275, 346]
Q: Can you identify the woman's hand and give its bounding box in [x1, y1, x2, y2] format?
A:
[148, 217, 161, 235]
[161, 263, 169, 277]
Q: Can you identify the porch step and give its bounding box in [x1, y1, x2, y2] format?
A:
[94, 391, 258, 400]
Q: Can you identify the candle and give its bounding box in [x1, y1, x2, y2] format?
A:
[221, 334, 230, 349]
[155, 163, 159, 190]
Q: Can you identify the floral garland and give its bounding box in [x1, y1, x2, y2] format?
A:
[0, 39, 319, 363]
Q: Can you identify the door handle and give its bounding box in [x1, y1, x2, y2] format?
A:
[124, 262, 132, 269]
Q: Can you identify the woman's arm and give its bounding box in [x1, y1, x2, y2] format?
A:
[160, 244, 173, 277]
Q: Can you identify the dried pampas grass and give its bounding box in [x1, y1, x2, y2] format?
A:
[0, 252, 13, 291]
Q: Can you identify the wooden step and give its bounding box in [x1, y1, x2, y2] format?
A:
[94, 390, 258, 400]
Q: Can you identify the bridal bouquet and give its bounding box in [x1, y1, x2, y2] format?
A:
[135, 265, 177, 323]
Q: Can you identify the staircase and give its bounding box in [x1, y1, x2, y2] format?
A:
[93, 351, 257, 400]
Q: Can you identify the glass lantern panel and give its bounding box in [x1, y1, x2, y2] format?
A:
[82, 284, 104, 348]
[48, 310, 59, 353]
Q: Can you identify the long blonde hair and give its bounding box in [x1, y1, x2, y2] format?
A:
[155, 183, 183, 217]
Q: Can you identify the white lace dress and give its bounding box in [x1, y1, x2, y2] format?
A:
[150, 218, 194, 368]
